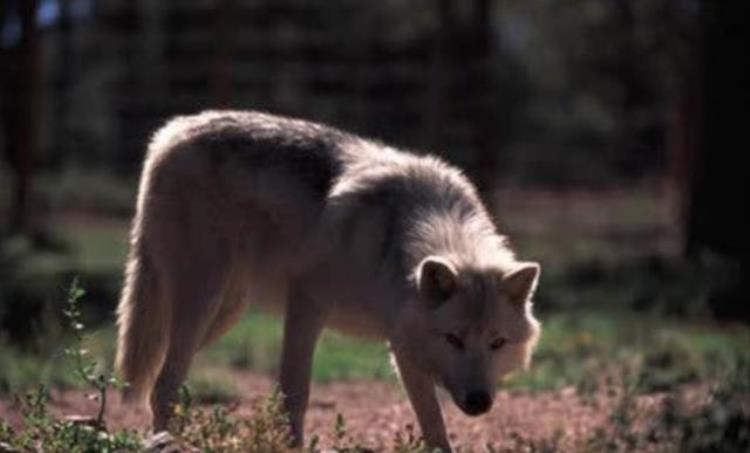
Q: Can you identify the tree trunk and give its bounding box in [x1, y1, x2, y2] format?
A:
[54, 0, 73, 164]
[432, 0, 498, 194]
[471, 0, 500, 194]
[8, 0, 40, 233]
[686, 1, 749, 321]
[213, 0, 233, 107]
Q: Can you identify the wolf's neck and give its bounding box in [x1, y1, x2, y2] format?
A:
[402, 208, 514, 273]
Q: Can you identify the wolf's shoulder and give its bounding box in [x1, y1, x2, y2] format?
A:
[335, 147, 482, 213]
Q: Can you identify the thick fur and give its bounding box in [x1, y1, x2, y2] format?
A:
[115, 110, 541, 450]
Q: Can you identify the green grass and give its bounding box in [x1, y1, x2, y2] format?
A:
[58, 222, 129, 272]
[201, 310, 392, 382]
[0, 323, 118, 396]
[2, 307, 747, 399]
[197, 308, 749, 395]
[0, 341, 77, 395]
[509, 310, 750, 392]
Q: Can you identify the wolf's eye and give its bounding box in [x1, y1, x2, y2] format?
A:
[489, 337, 507, 351]
[444, 333, 465, 350]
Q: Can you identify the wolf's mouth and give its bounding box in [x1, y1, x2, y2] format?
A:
[457, 402, 492, 417]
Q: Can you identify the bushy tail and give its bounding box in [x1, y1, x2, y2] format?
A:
[115, 234, 170, 405]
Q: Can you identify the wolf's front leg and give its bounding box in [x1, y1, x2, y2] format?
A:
[392, 349, 452, 452]
[279, 290, 325, 447]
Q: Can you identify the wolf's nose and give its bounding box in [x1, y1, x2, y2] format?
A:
[464, 391, 492, 415]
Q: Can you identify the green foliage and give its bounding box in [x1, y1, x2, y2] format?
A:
[330, 412, 362, 452]
[0, 225, 125, 363]
[501, 428, 565, 453]
[392, 424, 432, 453]
[171, 385, 293, 452]
[674, 359, 750, 452]
[243, 389, 294, 452]
[62, 279, 126, 427]
[583, 358, 750, 453]
[4, 387, 142, 452]
[498, 0, 697, 185]
[0, 340, 78, 396]
[506, 311, 749, 394]
[0, 281, 143, 452]
[166, 385, 448, 452]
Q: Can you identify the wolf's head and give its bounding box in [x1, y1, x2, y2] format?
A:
[394, 255, 541, 416]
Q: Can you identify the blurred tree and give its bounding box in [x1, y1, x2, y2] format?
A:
[213, 0, 233, 107]
[434, 0, 501, 193]
[1, 0, 40, 233]
[54, 0, 73, 164]
[110, 0, 142, 172]
[685, 1, 749, 322]
[0, 0, 710, 199]
[502, 0, 696, 186]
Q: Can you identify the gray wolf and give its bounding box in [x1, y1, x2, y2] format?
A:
[115, 110, 541, 451]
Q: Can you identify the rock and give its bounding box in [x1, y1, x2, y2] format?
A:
[64, 414, 105, 430]
[144, 431, 180, 453]
[0, 441, 22, 453]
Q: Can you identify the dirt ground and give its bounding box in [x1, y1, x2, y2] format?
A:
[0, 370, 676, 451]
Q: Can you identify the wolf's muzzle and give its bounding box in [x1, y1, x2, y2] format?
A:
[462, 390, 492, 416]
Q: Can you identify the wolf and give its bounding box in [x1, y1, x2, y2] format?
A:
[115, 110, 541, 451]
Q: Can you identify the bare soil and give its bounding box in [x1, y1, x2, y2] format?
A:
[0, 370, 676, 451]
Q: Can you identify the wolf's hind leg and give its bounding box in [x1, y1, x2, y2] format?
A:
[150, 254, 230, 431]
[199, 261, 252, 348]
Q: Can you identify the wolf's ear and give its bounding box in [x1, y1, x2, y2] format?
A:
[417, 256, 457, 307]
[501, 262, 540, 304]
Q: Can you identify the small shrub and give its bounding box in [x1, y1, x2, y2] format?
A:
[582, 357, 750, 453]
[171, 385, 294, 452]
[636, 331, 703, 393]
[0, 280, 143, 452]
[243, 388, 294, 452]
[392, 424, 433, 453]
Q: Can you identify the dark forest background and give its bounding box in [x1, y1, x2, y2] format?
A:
[0, 0, 747, 349]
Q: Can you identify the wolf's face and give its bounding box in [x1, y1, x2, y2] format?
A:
[396, 256, 541, 416]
